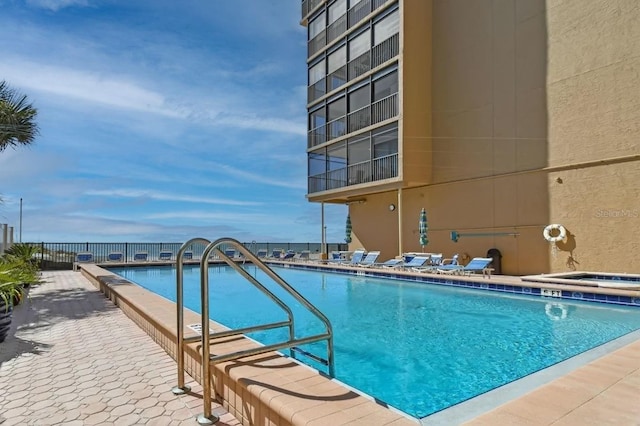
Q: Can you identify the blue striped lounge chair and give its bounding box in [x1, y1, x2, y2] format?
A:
[400, 256, 429, 270]
[342, 249, 366, 266]
[183, 251, 194, 260]
[281, 250, 296, 260]
[73, 252, 94, 271]
[437, 257, 494, 278]
[256, 249, 268, 259]
[375, 258, 404, 268]
[224, 248, 237, 259]
[158, 250, 173, 261]
[358, 251, 380, 267]
[133, 252, 148, 262]
[107, 251, 124, 262]
[269, 248, 284, 259]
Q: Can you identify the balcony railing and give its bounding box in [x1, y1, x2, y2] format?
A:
[347, 50, 371, 81]
[302, 0, 324, 21]
[327, 14, 347, 44]
[372, 33, 399, 68]
[347, 0, 388, 29]
[308, 153, 398, 194]
[347, 104, 371, 133]
[326, 167, 347, 189]
[372, 153, 398, 180]
[308, 78, 327, 103]
[371, 92, 398, 125]
[327, 65, 347, 92]
[308, 29, 327, 57]
[308, 32, 398, 104]
[308, 92, 397, 148]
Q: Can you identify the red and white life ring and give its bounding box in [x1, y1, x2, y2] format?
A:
[543, 224, 566, 243]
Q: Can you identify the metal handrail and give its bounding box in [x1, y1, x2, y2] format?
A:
[172, 237, 335, 425]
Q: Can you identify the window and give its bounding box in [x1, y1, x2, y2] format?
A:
[310, 107, 326, 130]
[328, 142, 347, 170]
[372, 125, 398, 158]
[328, 0, 347, 24]
[349, 29, 370, 59]
[373, 70, 398, 101]
[327, 46, 346, 75]
[327, 96, 346, 122]
[309, 60, 326, 85]
[348, 136, 370, 164]
[373, 9, 399, 45]
[309, 12, 326, 40]
[348, 83, 370, 112]
[308, 150, 326, 176]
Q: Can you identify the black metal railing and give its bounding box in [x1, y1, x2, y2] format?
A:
[23, 241, 348, 270]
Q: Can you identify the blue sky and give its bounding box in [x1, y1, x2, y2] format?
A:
[0, 0, 347, 243]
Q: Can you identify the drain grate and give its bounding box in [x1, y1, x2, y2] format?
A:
[187, 323, 202, 334]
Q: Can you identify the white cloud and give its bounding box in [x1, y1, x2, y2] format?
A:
[0, 59, 184, 119]
[26, 0, 89, 11]
[84, 189, 263, 207]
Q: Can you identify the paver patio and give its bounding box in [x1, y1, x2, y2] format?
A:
[0, 271, 240, 425]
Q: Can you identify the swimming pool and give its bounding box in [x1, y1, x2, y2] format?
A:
[109, 264, 640, 419]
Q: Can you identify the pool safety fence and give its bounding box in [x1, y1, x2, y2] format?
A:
[24, 241, 349, 270]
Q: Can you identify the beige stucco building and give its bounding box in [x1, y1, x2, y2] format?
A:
[302, 0, 640, 275]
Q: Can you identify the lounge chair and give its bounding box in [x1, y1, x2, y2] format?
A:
[374, 258, 404, 268]
[413, 254, 449, 273]
[107, 251, 124, 262]
[73, 252, 94, 271]
[224, 248, 237, 259]
[437, 257, 494, 278]
[269, 249, 283, 259]
[158, 250, 173, 261]
[327, 252, 343, 263]
[256, 249, 268, 259]
[183, 251, 194, 260]
[358, 251, 380, 267]
[342, 249, 366, 266]
[281, 250, 296, 260]
[297, 250, 310, 262]
[133, 252, 148, 262]
[400, 256, 429, 270]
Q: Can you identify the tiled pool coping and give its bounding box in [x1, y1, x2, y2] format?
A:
[270, 261, 640, 308]
[81, 264, 418, 426]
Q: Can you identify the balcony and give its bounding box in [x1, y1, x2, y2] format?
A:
[308, 153, 398, 194]
[327, 14, 347, 44]
[308, 92, 397, 149]
[302, 0, 324, 21]
[308, 29, 327, 57]
[347, 0, 388, 29]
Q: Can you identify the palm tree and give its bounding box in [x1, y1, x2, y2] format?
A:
[0, 80, 39, 152]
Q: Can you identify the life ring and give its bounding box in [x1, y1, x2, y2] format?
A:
[545, 302, 568, 321]
[543, 224, 566, 243]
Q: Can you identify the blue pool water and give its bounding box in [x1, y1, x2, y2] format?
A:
[109, 264, 640, 418]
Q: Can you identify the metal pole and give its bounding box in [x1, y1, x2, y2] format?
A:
[172, 238, 210, 396]
[397, 188, 403, 256]
[321, 202, 325, 258]
[19, 198, 22, 243]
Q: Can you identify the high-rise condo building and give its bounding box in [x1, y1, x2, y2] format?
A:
[301, 0, 639, 275]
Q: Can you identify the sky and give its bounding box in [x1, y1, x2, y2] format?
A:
[0, 0, 347, 243]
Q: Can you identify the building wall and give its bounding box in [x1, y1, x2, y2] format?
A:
[343, 0, 640, 275]
[546, 0, 640, 273]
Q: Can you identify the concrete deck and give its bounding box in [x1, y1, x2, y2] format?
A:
[1, 270, 639, 425]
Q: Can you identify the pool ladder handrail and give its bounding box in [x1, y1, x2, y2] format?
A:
[171, 237, 335, 425]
